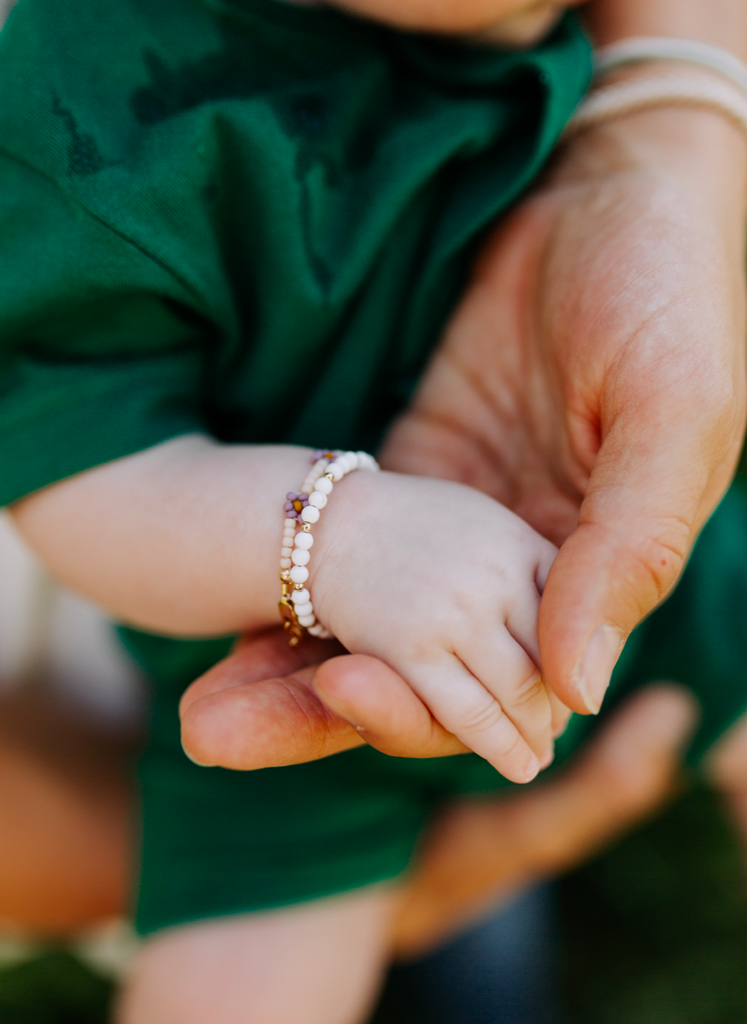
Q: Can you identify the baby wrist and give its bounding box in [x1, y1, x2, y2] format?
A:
[278, 449, 380, 645]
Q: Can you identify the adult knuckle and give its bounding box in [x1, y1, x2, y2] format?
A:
[623, 520, 690, 609]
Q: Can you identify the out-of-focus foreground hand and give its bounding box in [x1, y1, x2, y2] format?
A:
[392, 683, 697, 959]
[381, 108, 747, 718]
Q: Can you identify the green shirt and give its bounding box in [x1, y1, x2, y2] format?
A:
[0, 0, 591, 508]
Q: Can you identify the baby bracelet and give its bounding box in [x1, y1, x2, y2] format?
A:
[279, 449, 380, 646]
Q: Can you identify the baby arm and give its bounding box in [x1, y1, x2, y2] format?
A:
[10, 435, 557, 782]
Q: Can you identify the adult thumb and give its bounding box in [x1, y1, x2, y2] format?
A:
[538, 405, 737, 715]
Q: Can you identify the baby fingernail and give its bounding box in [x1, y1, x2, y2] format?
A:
[574, 623, 624, 715]
[524, 755, 541, 783]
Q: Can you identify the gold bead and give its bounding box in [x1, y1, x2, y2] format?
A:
[294, 584, 304, 591]
[302, 523, 312, 532]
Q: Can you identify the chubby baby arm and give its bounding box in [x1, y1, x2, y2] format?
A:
[9, 436, 316, 637]
[11, 436, 557, 782]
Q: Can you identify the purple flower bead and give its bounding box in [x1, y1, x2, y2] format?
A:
[284, 493, 310, 518]
[311, 449, 336, 464]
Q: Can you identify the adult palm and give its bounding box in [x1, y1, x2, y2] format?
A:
[381, 116, 747, 716]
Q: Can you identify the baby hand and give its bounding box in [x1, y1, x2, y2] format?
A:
[309, 472, 559, 782]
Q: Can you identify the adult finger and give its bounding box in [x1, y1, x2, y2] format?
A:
[180, 630, 342, 715]
[539, 382, 742, 714]
[181, 632, 467, 769]
[179, 630, 363, 769]
[314, 655, 469, 759]
[393, 683, 697, 958]
[549, 690, 572, 741]
[703, 708, 747, 791]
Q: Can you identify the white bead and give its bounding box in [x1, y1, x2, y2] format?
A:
[301, 505, 320, 524]
[327, 462, 344, 481]
[295, 601, 313, 618]
[315, 476, 333, 495]
[292, 588, 311, 605]
[309, 490, 327, 509]
[280, 557, 292, 569]
[281, 546, 293, 558]
[317, 628, 334, 639]
[307, 624, 324, 637]
[346, 452, 360, 469]
[298, 614, 316, 628]
[290, 565, 309, 584]
[295, 532, 314, 550]
[292, 549, 310, 566]
[285, 518, 298, 529]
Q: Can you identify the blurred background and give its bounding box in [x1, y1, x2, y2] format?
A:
[1, 0, 747, 1018]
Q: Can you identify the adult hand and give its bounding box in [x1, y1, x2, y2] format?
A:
[382, 106, 747, 718]
[180, 629, 469, 770]
[392, 682, 696, 957]
[180, 630, 696, 958]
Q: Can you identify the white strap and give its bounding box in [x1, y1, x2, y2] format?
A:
[596, 37, 747, 96]
[566, 73, 747, 141]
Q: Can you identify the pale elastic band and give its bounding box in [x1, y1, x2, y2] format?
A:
[565, 72, 747, 141]
[595, 37, 747, 96]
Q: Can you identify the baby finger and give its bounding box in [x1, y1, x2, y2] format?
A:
[404, 657, 541, 784]
[465, 636, 552, 761]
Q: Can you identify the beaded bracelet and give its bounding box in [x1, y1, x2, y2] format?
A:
[279, 449, 380, 646]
